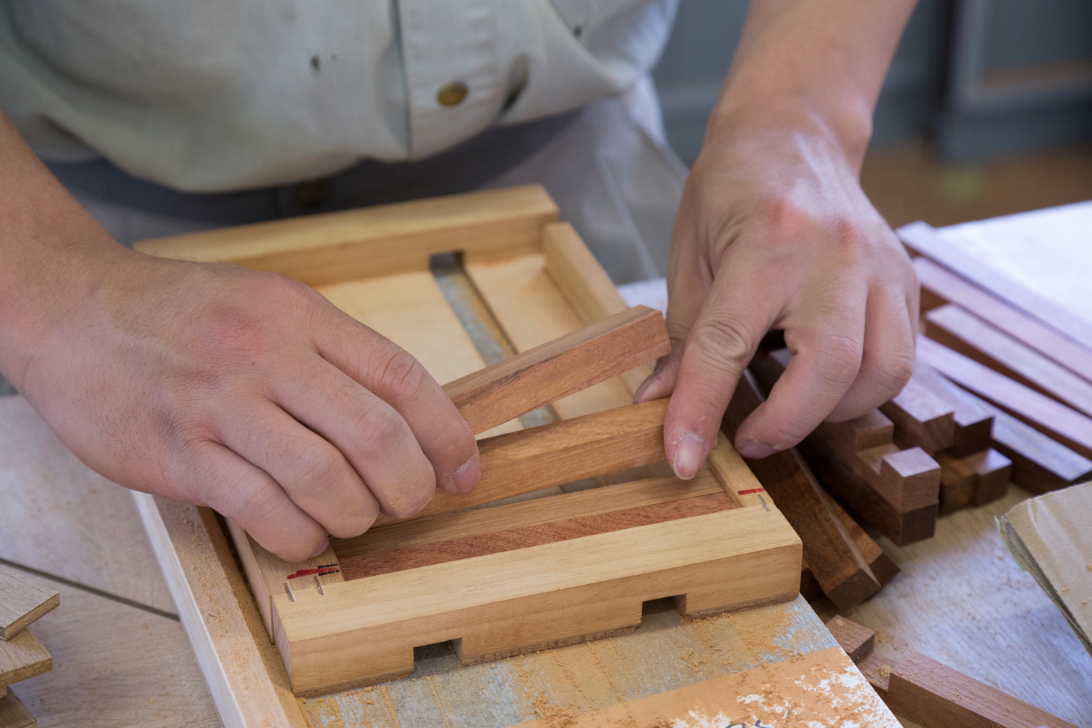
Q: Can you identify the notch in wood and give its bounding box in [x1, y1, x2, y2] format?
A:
[443, 306, 670, 434]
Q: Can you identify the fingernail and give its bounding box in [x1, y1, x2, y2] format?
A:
[309, 537, 330, 559]
[738, 440, 775, 459]
[672, 432, 706, 480]
[633, 363, 663, 403]
[453, 455, 480, 494]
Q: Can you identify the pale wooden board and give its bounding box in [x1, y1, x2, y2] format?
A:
[812, 487, 1092, 726]
[0, 629, 50, 688]
[0, 566, 58, 641]
[11, 581, 219, 727]
[0, 689, 36, 728]
[467, 253, 635, 419]
[0, 396, 176, 615]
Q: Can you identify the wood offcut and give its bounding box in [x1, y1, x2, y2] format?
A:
[0, 567, 58, 641]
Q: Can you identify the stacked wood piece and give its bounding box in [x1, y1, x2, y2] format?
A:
[750, 348, 941, 546]
[0, 566, 58, 727]
[826, 614, 1076, 727]
[900, 221, 1092, 494]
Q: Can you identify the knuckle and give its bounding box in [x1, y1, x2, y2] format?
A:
[294, 440, 342, 491]
[815, 336, 863, 389]
[375, 348, 427, 403]
[690, 312, 756, 371]
[871, 352, 915, 396]
[356, 404, 408, 457]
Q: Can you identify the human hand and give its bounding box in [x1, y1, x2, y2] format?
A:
[10, 237, 480, 561]
[635, 119, 919, 478]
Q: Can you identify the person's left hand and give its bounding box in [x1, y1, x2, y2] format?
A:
[635, 116, 919, 478]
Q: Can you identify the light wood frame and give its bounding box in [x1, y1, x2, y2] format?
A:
[136, 185, 801, 698]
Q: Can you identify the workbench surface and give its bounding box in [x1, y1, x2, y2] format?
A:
[4, 202, 1092, 726]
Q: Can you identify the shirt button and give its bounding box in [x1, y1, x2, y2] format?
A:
[437, 81, 468, 107]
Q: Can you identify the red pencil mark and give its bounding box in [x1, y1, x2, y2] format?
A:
[286, 565, 341, 580]
[736, 488, 766, 495]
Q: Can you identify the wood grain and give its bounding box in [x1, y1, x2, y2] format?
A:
[380, 398, 668, 524]
[899, 220, 1092, 354]
[0, 689, 35, 728]
[917, 336, 1092, 459]
[821, 490, 901, 587]
[913, 362, 1092, 493]
[965, 448, 1012, 506]
[0, 567, 58, 641]
[938, 453, 978, 515]
[913, 255, 1092, 383]
[926, 303, 1092, 417]
[0, 630, 50, 687]
[881, 378, 955, 453]
[542, 222, 654, 395]
[885, 650, 1078, 728]
[442, 305, 669, 433]
[723, 371, 880, 608]
[135, 185, 559, 286]
[824, 615, 875, 662]
[912, 363, 994, 457]
[273, 505, 801, 695]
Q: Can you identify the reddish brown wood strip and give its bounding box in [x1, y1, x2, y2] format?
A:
[443, 305, 669, 433]
[340, 493, 736, 580]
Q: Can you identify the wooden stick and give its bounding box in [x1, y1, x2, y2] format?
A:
[723, 371, 880, 607]
[0, 567, 58, 641]
[937, 453, 978, 515]
[819, 489, 900, 587]
[379, 399, 669, 524]
[912, 364, 994, 457]
[881, 378, 955, 454]
[885, 650, 1079, 728]
[965, 448, 1012, 506]
[443, 306, 669, 434]
[917, 337, 1092, 460]
[926, 304, 1092, 417]
[914, 256, 1092, 383]
[541, 223, 653, 396]
[898, 220, 1092, 354]
[824, 615, 875, 662]
[0, 630, 51, 688]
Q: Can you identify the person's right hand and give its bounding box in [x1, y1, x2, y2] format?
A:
[7, 229, 481, 562]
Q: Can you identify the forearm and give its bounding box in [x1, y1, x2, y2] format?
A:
[0, 109, 128, 388]
[712, 0, 918, 169]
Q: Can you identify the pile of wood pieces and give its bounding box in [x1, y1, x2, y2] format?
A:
[0, 565, 58, 727]
[724, 220, 1092, 611]
[827, 615, 1077, 727]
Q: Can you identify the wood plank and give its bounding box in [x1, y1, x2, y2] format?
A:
[0, 630, 50, 687]
[885, 650, 1078, 728]
[466, 253, 635, 419]
[443, 306, 669, 434]
[912, 363, 995, 457]
[824, 615, 875, 662]
[898, 220, 1092, 354]
[723, 371, 880, 607]
[377, 399, 668, 524]
[542, 222, 654, 395]
[881, 378, 956, 453]
[917, 336, 1092, 459]
[135, 185, 559, 286]
[272, 507, 802, 696]
[0, 567, 58, 641]
[913, 362, 1092, 493]
[132, 494, 310, 728]
[0, 689, 36, 728]
[913, 255, 1092, 383]
[821, 490, 901, 587]
[926, 303, 1092, 417]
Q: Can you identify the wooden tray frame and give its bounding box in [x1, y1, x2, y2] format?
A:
[135, 185, 801, 698]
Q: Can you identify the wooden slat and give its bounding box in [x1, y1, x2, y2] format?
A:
[898, 220, 1092, 354]
[885, 650, 1079, 728]
[927, 303, 1092, 418]
[913, 255, 1092, 383]
[272, 506, 802, 696]
[0, 689, 36, 728]
[881, 378, 956, 453]
[135, 185, 559, 286]
[723, 371, 881, 607]
[542, 222, 654, 395]
[0, 567, 58, 641]
[911, 364, 994, 457]
[377, 399, 668, 524]
[0, 630, 50, 687]
[466, 253, 635, 419]
[825, 615, 875, 663]
[820, 490, 901, 587]
[917, 337, 1092, 459]
[442, 306, 669, 434]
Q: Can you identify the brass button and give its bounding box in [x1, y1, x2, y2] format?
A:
[437, 81, 468, 107]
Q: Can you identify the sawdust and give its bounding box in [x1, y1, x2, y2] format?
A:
[531, 692, 579, 728]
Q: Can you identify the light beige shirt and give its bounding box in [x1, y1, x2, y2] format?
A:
[0, 0, 676, 192]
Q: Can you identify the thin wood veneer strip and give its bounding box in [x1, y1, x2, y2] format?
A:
[337, 475, 735, 579]
[0, 567, 58, 641]
[442, 306, 669, 434]
[898, 220, 1092, 354]
[917, 336, 1092, 459]
[378, 399, 669, 525]
[913, 256, 1092, 383]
